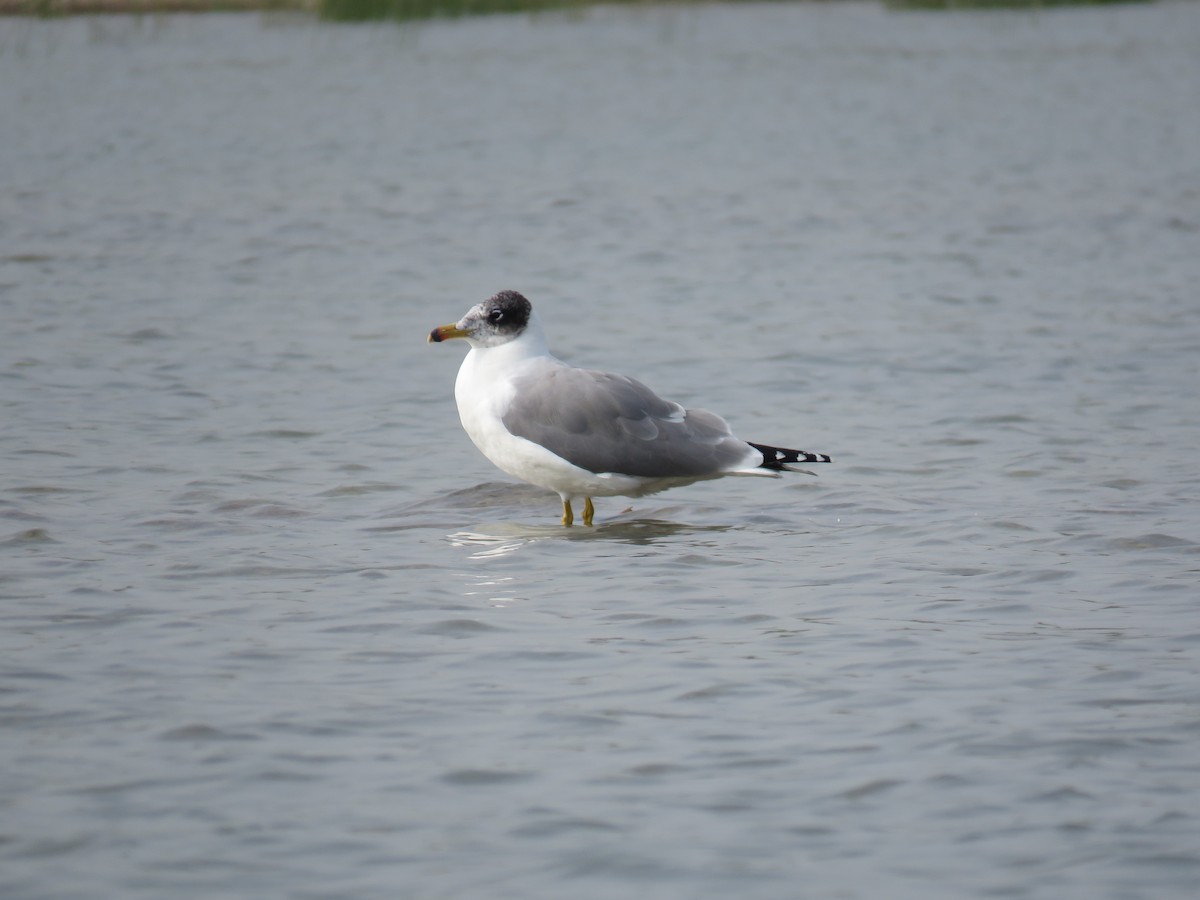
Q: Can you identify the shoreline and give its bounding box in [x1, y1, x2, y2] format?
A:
[0, 0, 1153, 20]
[0, 0, 313, 12]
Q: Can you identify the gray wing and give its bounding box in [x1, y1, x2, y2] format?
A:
[501, 365, 757, 478]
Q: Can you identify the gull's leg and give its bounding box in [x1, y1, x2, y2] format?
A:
[561, 498, 574, 527]
[582, 497, 595, 527]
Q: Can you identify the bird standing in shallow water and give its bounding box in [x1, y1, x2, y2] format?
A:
[428, 290, 831, 527]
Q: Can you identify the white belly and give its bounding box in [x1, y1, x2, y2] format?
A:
[454, 349, 653, 500]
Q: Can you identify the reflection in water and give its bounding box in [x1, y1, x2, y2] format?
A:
[405, 480, 738, 548]
[448, 517, 734, 608]
[457, 568, 522, 607]
[585, 518, 733, 545]
[449, 517, 732, 553]
[448, 530, 532, 559]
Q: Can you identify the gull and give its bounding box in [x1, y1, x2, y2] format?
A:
[428, 290, 831, 527]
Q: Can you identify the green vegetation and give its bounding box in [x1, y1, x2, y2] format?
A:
[0, 0, 309, 14]
[319, 0, 575, 21]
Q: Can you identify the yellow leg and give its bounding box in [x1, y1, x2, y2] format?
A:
[561, 498, 574, 527]
[582, 497, 595, 527]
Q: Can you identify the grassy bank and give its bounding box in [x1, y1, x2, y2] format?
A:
[0, 0, 312, 12]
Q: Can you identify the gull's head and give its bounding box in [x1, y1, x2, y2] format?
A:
[428, 290, 534, 349]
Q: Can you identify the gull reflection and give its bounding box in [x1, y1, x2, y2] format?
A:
[448, 515, 731, 552]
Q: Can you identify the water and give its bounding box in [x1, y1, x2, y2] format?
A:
[2, 3, 1199, 897]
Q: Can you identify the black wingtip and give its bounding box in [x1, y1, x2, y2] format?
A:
[748, 441, 832, 471]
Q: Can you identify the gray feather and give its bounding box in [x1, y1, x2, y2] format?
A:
[502, 366, 755, 478]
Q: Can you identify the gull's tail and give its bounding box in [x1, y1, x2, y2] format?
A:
[748, 442, 832, 472]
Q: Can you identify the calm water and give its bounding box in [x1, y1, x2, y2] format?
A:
[2, 3, 1199, 897]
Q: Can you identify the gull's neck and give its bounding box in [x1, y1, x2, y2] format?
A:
[468, 310, 554, 369]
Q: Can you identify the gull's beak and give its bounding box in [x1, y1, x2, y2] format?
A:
[428, 323, 470, 343]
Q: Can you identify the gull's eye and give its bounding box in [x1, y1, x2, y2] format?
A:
[488, 309, 504, 323]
